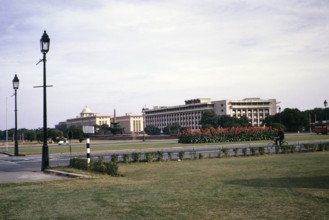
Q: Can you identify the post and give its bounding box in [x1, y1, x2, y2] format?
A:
[86, 138, 91, 165]
[14, 89, 18, 156]
[41, 52, 49, 171]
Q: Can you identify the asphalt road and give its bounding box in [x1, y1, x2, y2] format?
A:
[0, 153, 72, 183]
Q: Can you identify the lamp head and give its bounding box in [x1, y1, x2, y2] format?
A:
[40, 30, 50, 53]
[12, 74, 19, 90]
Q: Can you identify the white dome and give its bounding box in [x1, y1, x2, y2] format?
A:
[81, 106, 92, 114]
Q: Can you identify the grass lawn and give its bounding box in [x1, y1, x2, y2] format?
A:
[1, 152, 329, 219]
[2, 133, 329, 156]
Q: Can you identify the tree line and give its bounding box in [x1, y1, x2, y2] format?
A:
[1, 106, 327, 140]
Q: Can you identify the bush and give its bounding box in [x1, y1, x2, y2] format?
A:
[198, 153, 203, 159]
[70, 157, 119, 176]
[111, 154, 119, 162]
[145, 152, 153, 162]
[167, 152, 172, 161]
[250, 147, 258, 156]
[178, 151, 185, 160]
[258, 147, 265, 155]
[303, 144, 317, 152]
[223, 148, 230, 157]
[70, 157, 88, 170]
[233, 148, 239, 157]
[156, 151, 164, 161]
[242, 148, 247, 156]
[132, 152, 141, 162]
[123, 154, 129, 163]
[106, 162, 119, 176]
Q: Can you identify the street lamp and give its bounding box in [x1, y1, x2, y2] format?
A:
[12, 74, 19, 156]
[278, 106, 281, 129]
[40, 30, 50, 171]
[142, 107, 145, 142]
[324, 100, 328, 135]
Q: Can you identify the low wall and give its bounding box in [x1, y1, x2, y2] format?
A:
[90, 134, 177, 141]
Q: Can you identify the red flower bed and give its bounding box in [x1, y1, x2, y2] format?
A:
[178, 127, 277, 144]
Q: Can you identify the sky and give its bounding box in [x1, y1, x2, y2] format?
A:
[0, 0, 328, 130]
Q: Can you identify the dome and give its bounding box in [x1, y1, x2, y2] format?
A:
[81, 106, 92, 114]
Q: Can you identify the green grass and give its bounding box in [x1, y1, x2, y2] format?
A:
[2, 134, 329, 155]
[1, 152, 329, 219]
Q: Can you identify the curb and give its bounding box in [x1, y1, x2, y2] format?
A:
[44, 169, 91, 179]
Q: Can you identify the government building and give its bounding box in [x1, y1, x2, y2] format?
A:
[59, 106, 143, 134]
[144, 98, 277, 131]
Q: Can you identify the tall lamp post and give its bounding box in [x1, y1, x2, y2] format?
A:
[40, 31, 50, 171]
[12, 75, 19, 156]
[142, 107, 145, 142]
[278, 106, 281, 129]
[324, 100, 328, 135]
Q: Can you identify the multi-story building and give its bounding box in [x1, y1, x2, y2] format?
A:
[59, 106, 143, 134]
[66, 106, 111, 127]
[115, 113, 144, 134]
[144, 98, 277, 130]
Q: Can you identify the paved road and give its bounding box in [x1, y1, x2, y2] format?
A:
[0, 154, 68, 183]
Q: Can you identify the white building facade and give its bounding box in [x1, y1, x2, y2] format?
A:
[144, 98, 277, 130]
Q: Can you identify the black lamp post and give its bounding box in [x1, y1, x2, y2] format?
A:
[12, 74, 19, 156]
[324, 100, 328, 135]
[142, 107, 145, 142]
[40, 31, 50, 171]
[279, 106, 281, 129]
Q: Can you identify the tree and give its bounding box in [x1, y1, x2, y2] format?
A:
[144, 125, 161, 135]
[48, 129, 64, 142]
[200, 110, 219, 128]
[25, 130, 37, 142]
[163, 123, 182, 135]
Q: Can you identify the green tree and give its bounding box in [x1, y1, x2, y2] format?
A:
[25, 130, 37, 142]
[163, 123, 182, 135]
[144, 125, 161, 135]
[200, 110, 219, 128]
[48, 129, 64, 142]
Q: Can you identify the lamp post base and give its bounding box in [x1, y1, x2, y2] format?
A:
[41, 145, 49, 171]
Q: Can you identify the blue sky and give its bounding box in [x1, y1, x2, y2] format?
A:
[0, 0, 328, 130]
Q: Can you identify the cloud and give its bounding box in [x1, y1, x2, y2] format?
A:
[0, 0, 328, 129]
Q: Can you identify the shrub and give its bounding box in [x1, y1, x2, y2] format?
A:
[111, 154, 119, 162]
[70, 157, 88, 170]
[198, 153, 203, 159]
[167, 152, 172, 161]
[178, 151, 185, 160]
[190, 150, 197, 160]
[217, 149, 222, 158]
[250, 147, 258, 156]
[132, 152, 141, 162]
[156, 151, 164, 161]
[242, 148, 247, 156]
[233, 148, 239, 157]
[123, 154, 129, 163]
[223, 148, 229, 157]
[106, 162, 119, 176]
[258, 147, 265, 155]
[145, 152, 153, 162]
[303, 144, 317, 152]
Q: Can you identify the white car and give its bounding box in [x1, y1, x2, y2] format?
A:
[58, 140, 68, 145]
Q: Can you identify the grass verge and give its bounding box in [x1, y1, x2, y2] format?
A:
[1, 152, 328, 219]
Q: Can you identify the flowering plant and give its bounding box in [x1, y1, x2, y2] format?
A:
[178, 127, 277, 144]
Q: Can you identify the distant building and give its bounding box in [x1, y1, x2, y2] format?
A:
[144, 98, 277, 130]
[115, 113, 144, 134]
[66, 106, 111, 128]
[56, 106, 143, 134]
